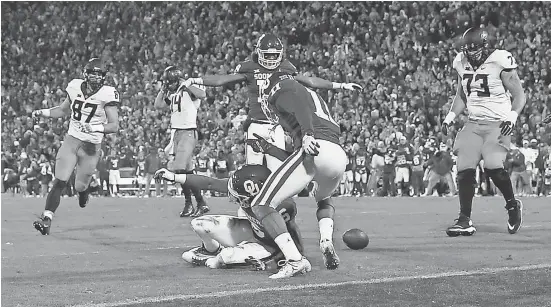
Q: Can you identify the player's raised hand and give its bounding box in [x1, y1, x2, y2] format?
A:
[543, 114, 551, 124]
[249, 133, 273, 153]
[442, 122, 450, 136]
[302, 133, 320, 156]
[154, 168, 175, 182]
[342, 83, 363, 92]
[499, 121, 515, 136]
[180, 78, 193, 89]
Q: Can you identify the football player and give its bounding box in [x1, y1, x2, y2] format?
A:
[155, 136, 307, 273]
[32, 58, 119, 235]
[181, 33, 361, 172]
[442, 27, 526, 236]
[243, 72, 348, 279]
[155, 66, 209, 217]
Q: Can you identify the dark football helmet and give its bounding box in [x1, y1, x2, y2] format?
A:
[227, 165, 271, 207]
[255, 34, 284, 70]
[162, 66, 183, 92]
[83, 58, 107, 92]
[461, 27, 491, 67]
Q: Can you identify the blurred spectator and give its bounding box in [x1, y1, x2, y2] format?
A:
[2, 2, 551, 197]
[145, 148, 165, 197]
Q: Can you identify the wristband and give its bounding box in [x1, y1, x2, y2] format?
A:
[331, 82, 343, 89]
[174, 173, 187, 184]
[41, 109, 51, 117]
[506, 111, 519, 123]
[91, 124, 105, 133]
[443, 112, 456, 124]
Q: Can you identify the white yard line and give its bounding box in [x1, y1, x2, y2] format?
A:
[1, 246, 184, 260]
[71, 263, 551, 307]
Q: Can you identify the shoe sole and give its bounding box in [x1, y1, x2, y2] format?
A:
[507, 200, 523, 234]
[446, 227, 476, 237]
[321, 244, 340, 270]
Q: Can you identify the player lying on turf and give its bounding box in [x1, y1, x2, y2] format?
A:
[154, 136, 306, 271]
[154, 164, 305, 271]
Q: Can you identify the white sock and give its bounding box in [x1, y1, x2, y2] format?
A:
[43, 210, 54, 220]
[318, 218, 334, 242]
[274, 233, 302, 261]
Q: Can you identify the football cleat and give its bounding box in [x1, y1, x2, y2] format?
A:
[78, 190, 90, 208]
[190, 203, 210, 217]
[506, 200, 523, 234]
[245, 256, 267, 271]
[179, 201, 195, 217]
[33, 216, 51, 235]
[320, 239, 340, 270]
[182, 245, 220, 265]
[269, 257, 311, 279]
[446, 215, 476, 237]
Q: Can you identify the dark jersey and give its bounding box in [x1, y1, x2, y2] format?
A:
[383, 151, 396, 174]
[411, 153, 424, 172]
[267, 79, 340, 146]
[196, 157, 209, 173]
[355, 151, 368, 174]
[422, 147, 436, 165]
[395, 146, 412, 167]
[108, 157, 119, 170]
[346, 149, 355, 171]
[234, 59, 298, 121]
[241, 200, 297, 250]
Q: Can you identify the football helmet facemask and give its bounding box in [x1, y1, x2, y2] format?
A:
[162, 66, 183, 92]
[255, 34, 284, 70]
[227, 165, 271, 208]
[83, 58, 107, 92]
[461, 27, 491, 67]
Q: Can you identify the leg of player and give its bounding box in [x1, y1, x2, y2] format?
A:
[175, 170, 195, 217]
[33, 136, 79, 235]
[447, 124, 482, 237]
[316, 197, 338, 269]
[74, 142, 102, 208]
[250, 150, 313, 279]
[483, 127, 522, 234]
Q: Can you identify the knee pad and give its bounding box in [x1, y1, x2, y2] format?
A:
[190, 216, 215, 234]
[52, 179, 67, 190]
[484, 168, 509, 181]
[457, 169, 477, 186]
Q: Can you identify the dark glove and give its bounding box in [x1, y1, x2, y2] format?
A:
[500, 121, 515, 136]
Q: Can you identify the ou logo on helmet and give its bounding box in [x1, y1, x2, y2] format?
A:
[243, 180, 260, 196]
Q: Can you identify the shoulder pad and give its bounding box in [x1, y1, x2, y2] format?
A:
[490, 49, 518, 70]
[66, 78, 84, 93]
[280, 60, 298, 74]
[100, 85, 120, 105]
[452, 53, 464, 71]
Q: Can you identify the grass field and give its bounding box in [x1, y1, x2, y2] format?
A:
[2, 194, 551, 307]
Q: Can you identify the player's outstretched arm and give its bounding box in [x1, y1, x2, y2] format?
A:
[154, 168, 229, 193]
[32, 96, 71, 118]
[442, 76, 467, 135]
[501, 69, 526, 116]
[295, 75, 362, 91]
[250, 133, 290, 162]
[186, 74, 247, 87]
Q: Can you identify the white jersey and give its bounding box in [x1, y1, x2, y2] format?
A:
[66, 79, 119, 144]
[453, 49, 518, 122]
[167, 84, 204, 130]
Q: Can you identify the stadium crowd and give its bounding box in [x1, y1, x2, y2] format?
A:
[2, 2, 551, 197]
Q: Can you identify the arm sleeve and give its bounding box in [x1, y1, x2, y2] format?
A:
[275, 90, 315, 136]
[105, 88, 121, 107]
[186, 174, 228, 193]
[496, 50, 518, 71]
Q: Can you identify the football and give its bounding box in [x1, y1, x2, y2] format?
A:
[342, 228, 369, 250]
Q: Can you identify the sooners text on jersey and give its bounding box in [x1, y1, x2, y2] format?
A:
[234, 59, 297, 121]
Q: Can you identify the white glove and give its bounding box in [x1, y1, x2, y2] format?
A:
[342, 83, 363, 91]
[302, 134, 320, 156]
[154, 168, 176, 182]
